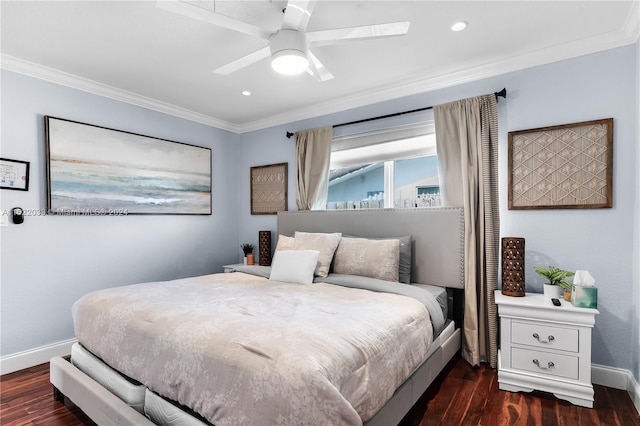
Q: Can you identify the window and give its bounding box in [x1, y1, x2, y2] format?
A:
[395, 156, 440, 208]
[327, 122, 439, 209]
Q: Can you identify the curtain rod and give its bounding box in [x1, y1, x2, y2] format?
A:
[286, 88, 507, 139]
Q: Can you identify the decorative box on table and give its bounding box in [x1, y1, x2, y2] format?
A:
[570, 270, 598, 309]
[571, 285, 598, 309]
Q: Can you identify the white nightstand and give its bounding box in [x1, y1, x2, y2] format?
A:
[495, 290, 599, 408]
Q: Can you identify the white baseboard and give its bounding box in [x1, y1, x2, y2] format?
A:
[592, 363, 631, 389]
[592, 363, 640, 415]
[629, 371, 640, 416]
[2, 340, 639, 416]
[0, 338, 77, 375]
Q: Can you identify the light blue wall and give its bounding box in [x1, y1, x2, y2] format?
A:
[238, 44, 639, 374]
[497, 46, 637, 373]
[0, 70, 240, 356]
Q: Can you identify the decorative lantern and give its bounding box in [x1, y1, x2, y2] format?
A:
[259, 230, 272, 266]
[501, 237, 525, 297]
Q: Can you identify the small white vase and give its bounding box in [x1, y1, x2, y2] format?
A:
[243, 257, 248, 265]
[543, 284, 563, 299]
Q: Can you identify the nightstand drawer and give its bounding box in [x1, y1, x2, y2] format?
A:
[511, 347, 579, 380]
[511, 321, 579, 352]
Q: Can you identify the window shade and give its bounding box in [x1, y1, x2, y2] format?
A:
[330, 122, 436, 169]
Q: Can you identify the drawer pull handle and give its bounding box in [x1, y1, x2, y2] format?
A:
[532, 359, 555, 370]
[532, 332, 554, 343]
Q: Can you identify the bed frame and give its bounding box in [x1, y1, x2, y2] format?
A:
[50, 207, 464, 425]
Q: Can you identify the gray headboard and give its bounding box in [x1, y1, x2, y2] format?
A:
[277, 207, 465, 289]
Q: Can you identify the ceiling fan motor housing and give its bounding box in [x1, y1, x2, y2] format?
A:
[270, 29, 308, 56]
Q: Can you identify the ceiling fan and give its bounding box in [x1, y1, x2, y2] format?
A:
[157, 0, 410, 81]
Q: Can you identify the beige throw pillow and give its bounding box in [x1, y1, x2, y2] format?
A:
[293, 232, 342, 278]
[333, 237, 400, 282]
[275, 234, 295, 252]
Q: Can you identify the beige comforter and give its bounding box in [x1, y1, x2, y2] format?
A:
[72, 272, 434, 426]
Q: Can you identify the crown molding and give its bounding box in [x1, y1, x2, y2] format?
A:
[0, 55, 240, 133]
[2, 5, 638, 135]
[238, 14, 640, 133]
[623, 0, 640, 42]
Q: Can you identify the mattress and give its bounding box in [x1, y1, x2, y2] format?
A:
[70, 343, 145, 413]
[144, 389, 209, 426]
[73, 271, 441, 425]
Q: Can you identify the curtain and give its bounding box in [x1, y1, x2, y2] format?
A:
[434, 94, 500, 368]
[295, 126, 333, 210]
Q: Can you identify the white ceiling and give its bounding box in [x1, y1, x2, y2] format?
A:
[1, 1, 638, 133]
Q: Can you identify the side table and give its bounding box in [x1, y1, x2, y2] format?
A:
[495, 290, 599, 408]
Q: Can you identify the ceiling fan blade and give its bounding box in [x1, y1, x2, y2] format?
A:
[306, 50, 333, 82]
[156, 0, 271, 40]
[212, 46, 271, 75]
[282, 0, 316, 31]
[307, 22, 410, 47]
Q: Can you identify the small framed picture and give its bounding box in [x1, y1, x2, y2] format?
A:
[0, 158, 30, 191]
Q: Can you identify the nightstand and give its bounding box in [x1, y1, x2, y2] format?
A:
[495, 290, 599, 408]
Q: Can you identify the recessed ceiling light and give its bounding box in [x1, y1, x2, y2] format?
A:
[451, 21, 468, 32]
[242, 90, 251, 96]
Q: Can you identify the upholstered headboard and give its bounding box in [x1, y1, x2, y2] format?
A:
[277, 207, 465, 289]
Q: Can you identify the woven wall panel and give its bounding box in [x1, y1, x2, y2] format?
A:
[508, 118, 612, 209]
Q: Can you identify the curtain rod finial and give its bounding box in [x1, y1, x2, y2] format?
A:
[495, 88, 507, 100]
[286, 131, 295, 139]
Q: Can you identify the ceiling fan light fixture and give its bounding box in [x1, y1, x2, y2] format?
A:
[271, 49, 309, 75]
[269, 29, 309, 75]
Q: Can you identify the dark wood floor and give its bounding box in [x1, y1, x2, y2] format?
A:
[1, 357, 639, 425]
[399, 358, 640, 426]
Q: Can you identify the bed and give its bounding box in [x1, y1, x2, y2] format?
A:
[50, 207, 465, 426]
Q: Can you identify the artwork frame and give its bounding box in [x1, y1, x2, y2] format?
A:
[45, 116, 212, 215]
[0, 158, 30, 191]
[508, 118, 613, 210]
[250, 162, 288, 215]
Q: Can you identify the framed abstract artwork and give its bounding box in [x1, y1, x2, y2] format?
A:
[250, 162, 288, 215]
[508, 118, 613, 210]
[0, 158, 30, 191]
[45, 116, 212, 215]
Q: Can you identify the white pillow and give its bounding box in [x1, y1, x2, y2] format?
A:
[293, 232, 342, 278]
[269, 250, 320, 284]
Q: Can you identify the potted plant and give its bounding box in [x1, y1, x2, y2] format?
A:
[534, 266, 574, 300]
[241, 244, 254, 265]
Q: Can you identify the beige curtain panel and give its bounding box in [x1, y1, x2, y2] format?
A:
[295, 126, 333, 211]
[434, 94, 500, 368]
